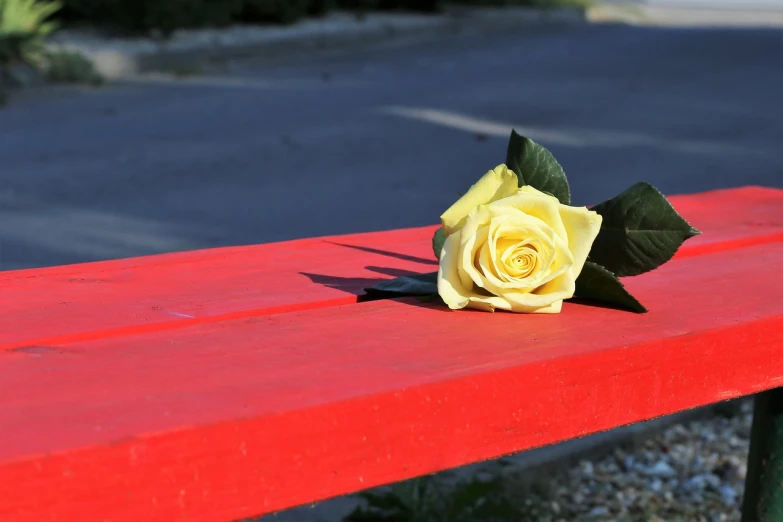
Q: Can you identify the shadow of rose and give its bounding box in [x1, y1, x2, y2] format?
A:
[323, 241, 438, 267]
[301, 265, 451, 312]
[300, 265, 423, 296]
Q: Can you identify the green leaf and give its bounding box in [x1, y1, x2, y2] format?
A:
[589, 182, 701, 277]
[432, 227, 445, 260]
[505, 130, 571, 205]
[574, 261, 647, 313]
[365, 272, 438, 298]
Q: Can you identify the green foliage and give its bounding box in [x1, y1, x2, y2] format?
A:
[51, 0, 579, 33]
[0, 32, 32, 65]
[0, 0, 61, 65]
[56, 0, 441, 33]
[57, 0, 126, 29]
[0, 0, 60, 36]
[59, 0, 242, 34]
[574, 261, 647, 313]
[588, 182, 701, 277]
[42, 48, 102, 84]
[505, 130, 571, 205]
[431, 227, 445, 260]
[146, 0, 242, 34]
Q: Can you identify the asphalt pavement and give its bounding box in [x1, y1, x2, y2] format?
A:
[1, 20, 781, 270]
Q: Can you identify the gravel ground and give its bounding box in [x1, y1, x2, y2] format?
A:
[511, 401, 753, 521]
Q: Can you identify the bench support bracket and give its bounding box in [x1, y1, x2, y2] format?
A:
[742, 387, 783, 522]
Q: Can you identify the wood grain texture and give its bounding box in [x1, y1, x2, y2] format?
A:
[0, 241, 781, 522]
[1, 186, 781, 351]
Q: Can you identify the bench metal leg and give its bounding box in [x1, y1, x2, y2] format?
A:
[742, 387, 783, 522]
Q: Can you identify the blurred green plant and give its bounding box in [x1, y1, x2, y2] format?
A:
[57, 0, 442, 34]
[0, 0, 61, 66]
[0, 0, 61, 104]
[50, 0, 585, 36]
[59, 0, 243, 36]
[42, 48, 101, 84]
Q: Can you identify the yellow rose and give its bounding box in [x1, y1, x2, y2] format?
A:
[437, 165, 603, 314]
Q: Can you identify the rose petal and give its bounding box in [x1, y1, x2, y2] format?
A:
[440, 164, 518, 237]
[462, 226, 490, 290]
[479, 242, 502, 281]
[438, 233, 471, 310]
[438, 233, 510, 312]
[502, 270, 575, 313]
[557, 204, 603, 279]
[467, 294, 512, 313]
[492, 188, 569, 242]
[458, 208, 492, 290]
[481, 210, 561, 291]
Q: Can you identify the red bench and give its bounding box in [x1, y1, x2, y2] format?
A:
[1, 186, 781, 522]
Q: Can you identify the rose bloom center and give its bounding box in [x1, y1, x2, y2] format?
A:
[497, 238, 541, 280]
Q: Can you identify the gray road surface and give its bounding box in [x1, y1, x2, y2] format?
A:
[1, 22, 781, 271]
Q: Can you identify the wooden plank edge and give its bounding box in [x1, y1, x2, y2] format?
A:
[282, 400, 745, 521]
[1, 315, 781, 522]
[2, 230, 781, 353]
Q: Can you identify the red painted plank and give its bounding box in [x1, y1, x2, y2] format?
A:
[0, 242, 781, 522]
[1, 186, 781, 351]
[0, 226, 438, 350]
